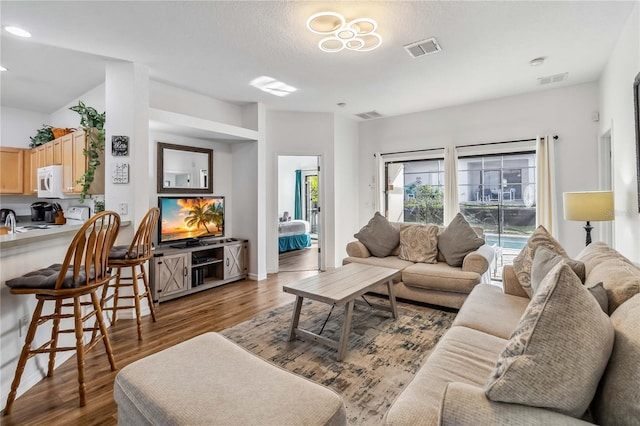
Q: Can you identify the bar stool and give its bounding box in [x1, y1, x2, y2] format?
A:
[100, 207, 159, 340]
[3, 211, 121, 415]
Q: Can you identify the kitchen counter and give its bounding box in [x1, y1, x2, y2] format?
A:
[0, 219, 131, 252]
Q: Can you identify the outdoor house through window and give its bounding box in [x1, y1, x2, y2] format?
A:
[385, 158, 445, 225]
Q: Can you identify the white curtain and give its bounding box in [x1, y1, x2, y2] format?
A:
[444, 146, 459, 224]
[536, 135, 557, 235]
[374, 152, 384, 215]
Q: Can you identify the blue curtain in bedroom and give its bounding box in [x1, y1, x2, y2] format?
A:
[294, 170, 302, 219]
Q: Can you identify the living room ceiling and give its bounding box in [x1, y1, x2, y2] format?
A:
[0, 1, 636, 119]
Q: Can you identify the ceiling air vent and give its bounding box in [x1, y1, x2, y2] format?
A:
[404, 37, 441, 59]
[355, 110, 384, 120]
[538, 72, 568, 85]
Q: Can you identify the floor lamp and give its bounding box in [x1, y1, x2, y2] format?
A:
[563, 191, 614, 246]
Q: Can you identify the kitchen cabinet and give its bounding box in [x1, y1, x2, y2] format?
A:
[23, 149, 38, 195]
[52, 139, 62, 165]
[37, 145, 47, 168]
[61, 130, 104, 195]
[151, 239, 247, 303]
[0, 147, 25, 194]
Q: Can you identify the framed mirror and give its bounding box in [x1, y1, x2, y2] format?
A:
[157, 142, 213, 194]
[634, 72, 640, 212]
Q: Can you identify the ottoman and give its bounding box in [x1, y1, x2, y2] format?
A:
[113, 332, 347, 425]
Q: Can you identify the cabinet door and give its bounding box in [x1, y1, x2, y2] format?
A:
[61, 133, 79, 193]
[27, 149, 38, 195]
[153, 253, 190, 300]
[44, 142, 53, 166]
[0, 147, 24, 194]
[71, 131, 86, 193]
[224, 243, 245, 280]
[37, 145, 46, 168]
[52, 139, 62, 165]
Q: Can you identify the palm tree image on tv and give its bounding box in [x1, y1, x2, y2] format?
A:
[185, 203, 214, 234]
[206, 201, 224, 231]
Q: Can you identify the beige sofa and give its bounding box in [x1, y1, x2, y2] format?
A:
[343, 222, 495, 309]
[385, 241, 640, 425]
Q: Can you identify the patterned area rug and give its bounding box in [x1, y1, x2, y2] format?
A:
[222, 296, 456, 425]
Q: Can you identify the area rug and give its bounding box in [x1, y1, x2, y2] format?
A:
[221, 296, 456, 425]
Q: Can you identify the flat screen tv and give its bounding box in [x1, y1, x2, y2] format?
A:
[158, 196, 224, 247]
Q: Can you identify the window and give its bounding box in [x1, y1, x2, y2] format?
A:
[385, 158, 445, 225]
[458, 152, 536, 277]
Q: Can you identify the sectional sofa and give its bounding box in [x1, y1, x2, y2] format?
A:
[385, 239, 640, 425]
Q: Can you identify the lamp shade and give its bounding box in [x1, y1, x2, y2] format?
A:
[563, 191, 614, 221]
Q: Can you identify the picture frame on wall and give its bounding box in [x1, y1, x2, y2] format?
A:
[112, 136, 129, 156]
[634, 72, 640, 212]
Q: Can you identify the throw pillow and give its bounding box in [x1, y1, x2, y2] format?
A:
[587, 282, 609, 314]
[530, 246, 586, 294]
[398, 224, 439, 263]
[354, 212, 399, 258]
[512, 225, 568, 298]
[437, 213, 485, 267]
[485, 262, 614, 418]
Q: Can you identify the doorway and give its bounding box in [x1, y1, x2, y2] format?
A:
[277, 155, 322, 272]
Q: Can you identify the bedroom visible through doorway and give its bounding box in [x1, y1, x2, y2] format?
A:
[277, 155, 321, 271]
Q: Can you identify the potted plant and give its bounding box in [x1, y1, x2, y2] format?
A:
[29, 125, 55, 147]
[69, 101, 106, 202]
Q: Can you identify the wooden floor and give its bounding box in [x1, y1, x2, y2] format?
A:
[1, 271, 318, 426]
[278, 241, 319, 272]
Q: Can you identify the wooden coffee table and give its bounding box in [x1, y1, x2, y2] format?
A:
[283, 263, 401, 361]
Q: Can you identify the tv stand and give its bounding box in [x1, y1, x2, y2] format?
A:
[151, 238, 248, 303]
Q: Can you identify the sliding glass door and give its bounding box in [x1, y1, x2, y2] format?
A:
[458, 152, 536, 277]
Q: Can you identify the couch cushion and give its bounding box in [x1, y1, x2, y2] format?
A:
[437, 213, 485, 267]
[398, 224, 439, 263]
[591, 294, 640, 425]
[512, 225, 568, 298]
[384, 326, 507, 426]
[342, 256, 414, 272]
[587, 282, 609, 314]
[452, 284, 529, 340]
[402, 262, 480, 294]
[531, 246, 585, 294]
[485, 263, 614, 418]
[576, 241, 640, 314]
[354, 212, 400, 258]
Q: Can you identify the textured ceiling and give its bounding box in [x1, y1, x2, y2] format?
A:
[0, 1, 636, 119]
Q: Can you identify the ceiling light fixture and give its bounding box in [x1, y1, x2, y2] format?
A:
[4, 26, 31, 38]
[250, 76, 297, 97]
[306, 12, 381, 53]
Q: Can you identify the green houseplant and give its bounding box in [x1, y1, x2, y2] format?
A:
[69, 101, 106, 202]
[29, 125, 55, 147]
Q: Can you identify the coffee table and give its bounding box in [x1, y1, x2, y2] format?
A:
[283, 263, 401, 361]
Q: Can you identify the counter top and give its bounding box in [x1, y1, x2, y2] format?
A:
[0, 220, 131, 250]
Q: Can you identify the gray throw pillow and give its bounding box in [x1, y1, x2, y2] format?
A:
[587, 282, 609, 314]
[437, 213, 485, 267]
[354, 212, 399, 258]
[531, 246, 586, 294]
[485, 262, 614, 417]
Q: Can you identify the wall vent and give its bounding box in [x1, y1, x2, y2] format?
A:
[355, 110, 384, 120]
[538, 72, 568, 85]
[404, 37, 441, 58]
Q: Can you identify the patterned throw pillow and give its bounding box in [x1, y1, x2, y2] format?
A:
[354, 212, 400, 258]
[485, 262, 614, 418]
[512, 225, 568, 298]
[398, 224, 439, 263]
[437, 213, 485, 267]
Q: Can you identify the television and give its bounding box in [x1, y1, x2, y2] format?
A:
[158, 196, 225, 247]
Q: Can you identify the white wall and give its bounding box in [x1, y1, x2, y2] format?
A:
[277, 156, 317, 217]
[598, 2, 640, 262]
[49, 83, 106, 129]
[359, 82, 600, 258]
[0, 107, 49, 148]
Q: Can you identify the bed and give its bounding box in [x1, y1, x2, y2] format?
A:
[278, 220, 312, 253]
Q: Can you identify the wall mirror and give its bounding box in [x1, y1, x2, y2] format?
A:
[157, 142, 213, 194]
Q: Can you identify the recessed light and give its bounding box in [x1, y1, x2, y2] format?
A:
[4, 26, 31, 38]
[250, 76, 297, 97]
[529, 57, 546, 67]
[0, 66, 7, 72]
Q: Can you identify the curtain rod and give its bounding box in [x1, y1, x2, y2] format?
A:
[456, 135, 558, 149]
[374, 135, 558, 157]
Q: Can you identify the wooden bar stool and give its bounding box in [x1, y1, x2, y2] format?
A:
[100, 207, 159, 340]
[3, 211, 121, 415]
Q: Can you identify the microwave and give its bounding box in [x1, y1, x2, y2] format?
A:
[37, 165, 78, 199]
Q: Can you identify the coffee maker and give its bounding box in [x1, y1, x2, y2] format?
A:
[30, 202, 47, 221]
